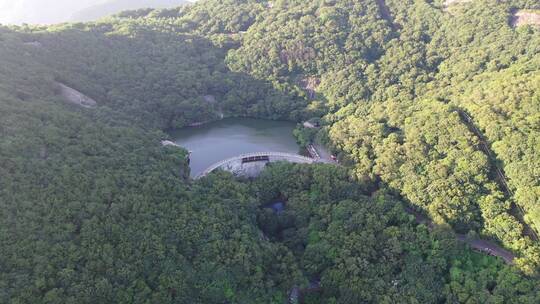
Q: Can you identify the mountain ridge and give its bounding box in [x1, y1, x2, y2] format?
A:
[70, 0, 191, 22]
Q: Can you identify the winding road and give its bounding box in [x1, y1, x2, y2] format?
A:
[404, 206, 515, 264]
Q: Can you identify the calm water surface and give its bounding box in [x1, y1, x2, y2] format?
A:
[170, 118, 299, 177]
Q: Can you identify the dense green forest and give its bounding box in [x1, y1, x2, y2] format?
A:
[1, 0, 540, 302]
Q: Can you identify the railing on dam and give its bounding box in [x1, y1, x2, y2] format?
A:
[242, 155, 270, 163]
[196, 152, 315, 179]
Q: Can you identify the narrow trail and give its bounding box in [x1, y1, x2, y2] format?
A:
[457, 110, 539, 241]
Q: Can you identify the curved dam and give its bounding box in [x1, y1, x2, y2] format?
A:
[196, 152, 315, 179]
[168, 118, 337, 178]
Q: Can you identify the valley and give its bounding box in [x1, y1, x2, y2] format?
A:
[1, 0, 540, 303]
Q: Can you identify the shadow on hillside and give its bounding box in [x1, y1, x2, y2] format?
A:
[14, 24, 326, 130]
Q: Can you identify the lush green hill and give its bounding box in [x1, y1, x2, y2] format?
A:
[71, 0, 191, 22]
[2, 0, 540, 302]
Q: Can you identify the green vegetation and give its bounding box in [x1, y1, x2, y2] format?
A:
[70, 0, 190, 22]
[254, 163, 540, 303]
[2, 0, 540, 302]
[227, 0, 540, 274]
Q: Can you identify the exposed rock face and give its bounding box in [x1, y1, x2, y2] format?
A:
[57, 83, 97, 108]
[512, 10, 540, 28]
[300, 76, 320, 99]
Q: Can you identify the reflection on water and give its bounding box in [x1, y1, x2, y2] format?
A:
[169, 118, 299, 177]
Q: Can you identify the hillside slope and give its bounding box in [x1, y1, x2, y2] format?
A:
[2, 0, 540, 302]
[70, 0, 191, 22]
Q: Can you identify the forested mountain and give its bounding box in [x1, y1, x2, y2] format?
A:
[70, 0, 191, 22]
[0, 0, 104, 25]
[2, 0, 540, 303]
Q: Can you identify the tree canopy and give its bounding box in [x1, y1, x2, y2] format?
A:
[1, 0, 540, 302]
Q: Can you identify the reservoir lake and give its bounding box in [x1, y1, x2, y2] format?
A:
[169, 118, 300, 177]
